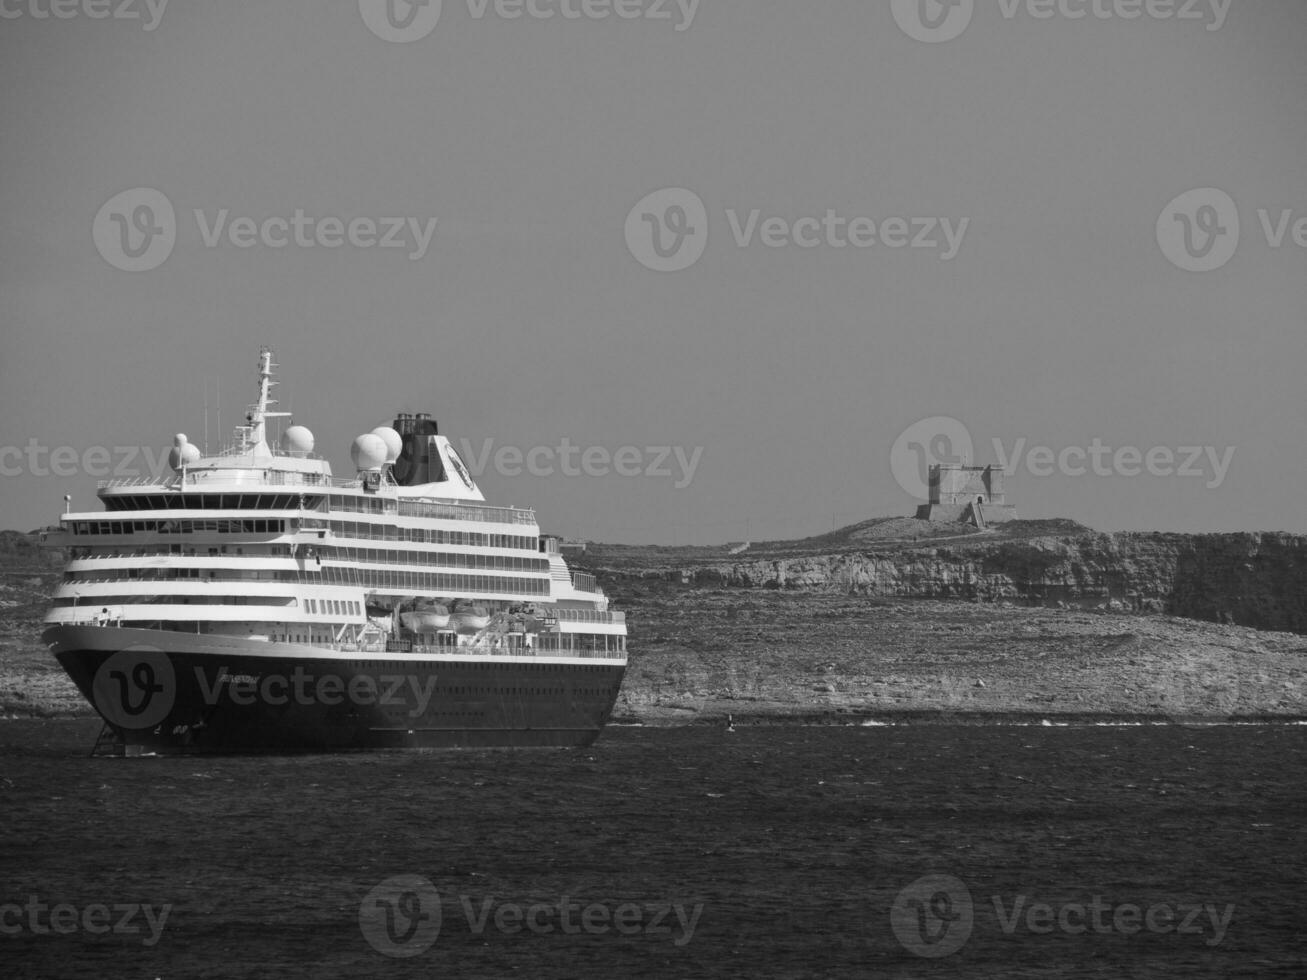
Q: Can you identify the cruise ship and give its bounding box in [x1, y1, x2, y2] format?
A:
[41, 349, 627, 754]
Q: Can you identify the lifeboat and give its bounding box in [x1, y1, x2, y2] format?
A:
[400, 602, 451, 633]
[448, 603, 490, 633]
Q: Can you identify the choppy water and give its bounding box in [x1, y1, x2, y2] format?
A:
[2, 719, 1303, 979]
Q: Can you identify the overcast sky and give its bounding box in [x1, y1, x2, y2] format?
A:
[2, 0, 1305, 542]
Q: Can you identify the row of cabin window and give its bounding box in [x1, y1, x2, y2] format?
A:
[103, 494, 310, 511]
[101, 492, 534, 529]
[326, 495, 530, 527]
[313, 521, 535, 551]
[316, 566, 550, 595]
[315, 546, 547, 572]
[51, 595, 295, 607]
[64, 569, 295, 582]
[76, 517, 536, 552]
[392, 499, 533, 526]
[67, 545, 291, 560]
[71, 519, 285, 536]
[305, 598, 361, 617]
[63, 556, 549, 582]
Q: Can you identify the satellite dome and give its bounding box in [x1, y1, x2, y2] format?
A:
[168, 434, 201, 471]
[350, 433, 388, 472]
[370, 426, 402, 464]
[282, 425, 315, 455]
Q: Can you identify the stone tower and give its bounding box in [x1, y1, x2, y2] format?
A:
[915, 464, 1018, 527]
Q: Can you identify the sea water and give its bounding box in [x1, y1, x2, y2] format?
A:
[1, 719, 1302, 978]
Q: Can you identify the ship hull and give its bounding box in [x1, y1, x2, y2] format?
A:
[44, 625, 626, 755]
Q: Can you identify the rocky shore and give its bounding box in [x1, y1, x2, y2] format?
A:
[580, 518, 1307, 724]
[601, 587, 1307, 725]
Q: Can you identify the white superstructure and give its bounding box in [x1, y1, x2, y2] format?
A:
[41, 349, 626, 663]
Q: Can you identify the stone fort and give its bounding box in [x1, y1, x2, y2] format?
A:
[915, 464, 1018, 527]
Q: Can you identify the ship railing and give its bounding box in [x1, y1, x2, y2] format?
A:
[98, 476, 181, 491]
[353, 641, 625, 659]
[94, 478, 539, 524]
[553, 609, 625, 624]
[570, 572, 598, 593]
[96, 473, 351, 491]
[396, 499, 537, 526]
[262, 471, 327, 487]
[67, 547, 267, 560]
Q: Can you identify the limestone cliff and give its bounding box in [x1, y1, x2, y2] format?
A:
[583, 525, 1307, 635]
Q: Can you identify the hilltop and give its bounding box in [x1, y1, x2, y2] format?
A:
[582, 517, 1093, 565]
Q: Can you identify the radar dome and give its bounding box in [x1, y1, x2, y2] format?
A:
[282, 425, 315, 455]
[350, 433, 388, 472]
[370, 426, 402, 464]
[168, 434, 201, 471]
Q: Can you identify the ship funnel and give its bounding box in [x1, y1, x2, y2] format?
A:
[391, 414, 444, 486]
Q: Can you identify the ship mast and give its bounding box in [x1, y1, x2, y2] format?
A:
[233, 347, 292, 455]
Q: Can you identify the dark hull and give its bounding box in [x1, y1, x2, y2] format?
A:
[44, 625, 625, 755]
